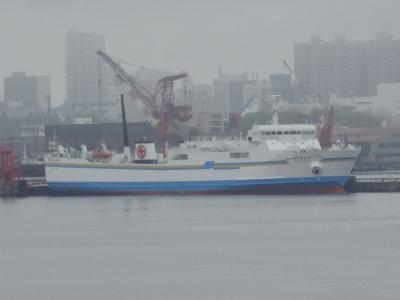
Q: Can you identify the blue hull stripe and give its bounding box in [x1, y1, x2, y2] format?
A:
[45, 160, 288, 170]
[48, 176, 351, 193]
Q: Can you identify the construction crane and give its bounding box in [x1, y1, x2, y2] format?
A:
[96, 51, 158, 122]
[282, 60, 294, 78]
[96, 51, 192, 158]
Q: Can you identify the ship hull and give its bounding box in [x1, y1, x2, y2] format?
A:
[45, 149, 359, 195]
[46, 176, 353, 195]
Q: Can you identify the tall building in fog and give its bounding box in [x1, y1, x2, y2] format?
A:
[294, 33, 400, 100]
[294, 35, 335, 100]
[269, 74, 294, 102]
[4, 72, 50, 117]
[213, 71, 252, 115]
[65, 30, 107, 113]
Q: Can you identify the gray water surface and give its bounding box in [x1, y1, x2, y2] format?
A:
[1, 194, 400, 300]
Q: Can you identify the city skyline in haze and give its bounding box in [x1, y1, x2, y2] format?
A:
[1, 0, 400, 106]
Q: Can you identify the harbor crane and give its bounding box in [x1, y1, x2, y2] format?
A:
[96, 51, 192, 158]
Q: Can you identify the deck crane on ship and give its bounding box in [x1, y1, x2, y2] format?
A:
[96, 51, 192, 158]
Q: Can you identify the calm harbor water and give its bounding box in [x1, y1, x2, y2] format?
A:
[1, 193, 400, 300]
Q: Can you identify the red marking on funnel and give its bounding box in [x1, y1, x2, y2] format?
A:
[136, 145, 146, 159]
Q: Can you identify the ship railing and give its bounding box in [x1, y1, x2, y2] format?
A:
[186, 135, 247, 142]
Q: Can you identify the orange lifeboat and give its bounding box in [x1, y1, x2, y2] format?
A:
[91, 142, 112, 161]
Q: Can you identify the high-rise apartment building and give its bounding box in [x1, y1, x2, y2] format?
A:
[269, 74, 294, 102]
[4, 72, 51, 117]
[65, 30, 107, 112]
[213, 71, 252, 115]
[294, 33, 400, 100]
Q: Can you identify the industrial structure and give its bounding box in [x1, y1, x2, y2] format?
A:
[96, 51, 192, 157]
[331, 127, 400, 171]
[0, 148, 19, 196]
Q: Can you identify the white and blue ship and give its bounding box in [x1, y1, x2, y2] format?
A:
[45, 120, 360, 195]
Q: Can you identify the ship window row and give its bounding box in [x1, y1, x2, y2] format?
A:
[230, 152, 250, 159]
[186, 144, 197, 149]
[172, 154, 189, 160]
[293, 156, 312, 161]
[255, 130, 314, 136]
[378, 142, 400, 149]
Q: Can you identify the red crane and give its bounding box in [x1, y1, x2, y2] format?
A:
[97, 51, 192, 158]
[0, 148, 19, 187]
[319, 106, 334, 148]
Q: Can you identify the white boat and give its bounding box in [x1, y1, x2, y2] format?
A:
[45, 118, 360, 195]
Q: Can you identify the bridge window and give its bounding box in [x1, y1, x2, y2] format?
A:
[173, 154, 188, 160]
[302, 131, 314, 135]
[379, 142, 400, 148]
[230, 152, 250, 159]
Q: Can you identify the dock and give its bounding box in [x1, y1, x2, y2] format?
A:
[1, 177, 48, 197]
[351, 171, 400, 192]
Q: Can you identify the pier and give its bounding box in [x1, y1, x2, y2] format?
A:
[351, 171, 400, 192]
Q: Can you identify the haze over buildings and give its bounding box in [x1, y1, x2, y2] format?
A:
[2, 0, 400, 107]
[213, 71, 253, 115]
[65, 30, 107, 112]
[3, 72, 51, 117]
[294, 32, 400, 99]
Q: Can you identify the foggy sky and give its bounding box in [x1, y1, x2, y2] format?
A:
[1, 0, 400, 106]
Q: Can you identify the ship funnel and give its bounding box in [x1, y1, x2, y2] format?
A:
[134, 142, 158, 164]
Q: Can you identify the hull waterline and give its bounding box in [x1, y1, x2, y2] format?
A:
[47, 176, 353, 196]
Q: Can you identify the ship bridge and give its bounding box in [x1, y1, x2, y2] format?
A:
[248, 124, 317, 141]
[248, 124, 321, 151]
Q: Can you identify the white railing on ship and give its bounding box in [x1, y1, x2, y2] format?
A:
[185, 135, 247, 142]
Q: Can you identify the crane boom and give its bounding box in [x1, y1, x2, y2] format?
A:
[96, 51, 159, 117]
[282, 60, 294, 76]
[97, 50, 191, 159]
[153, 73, 187, 102]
